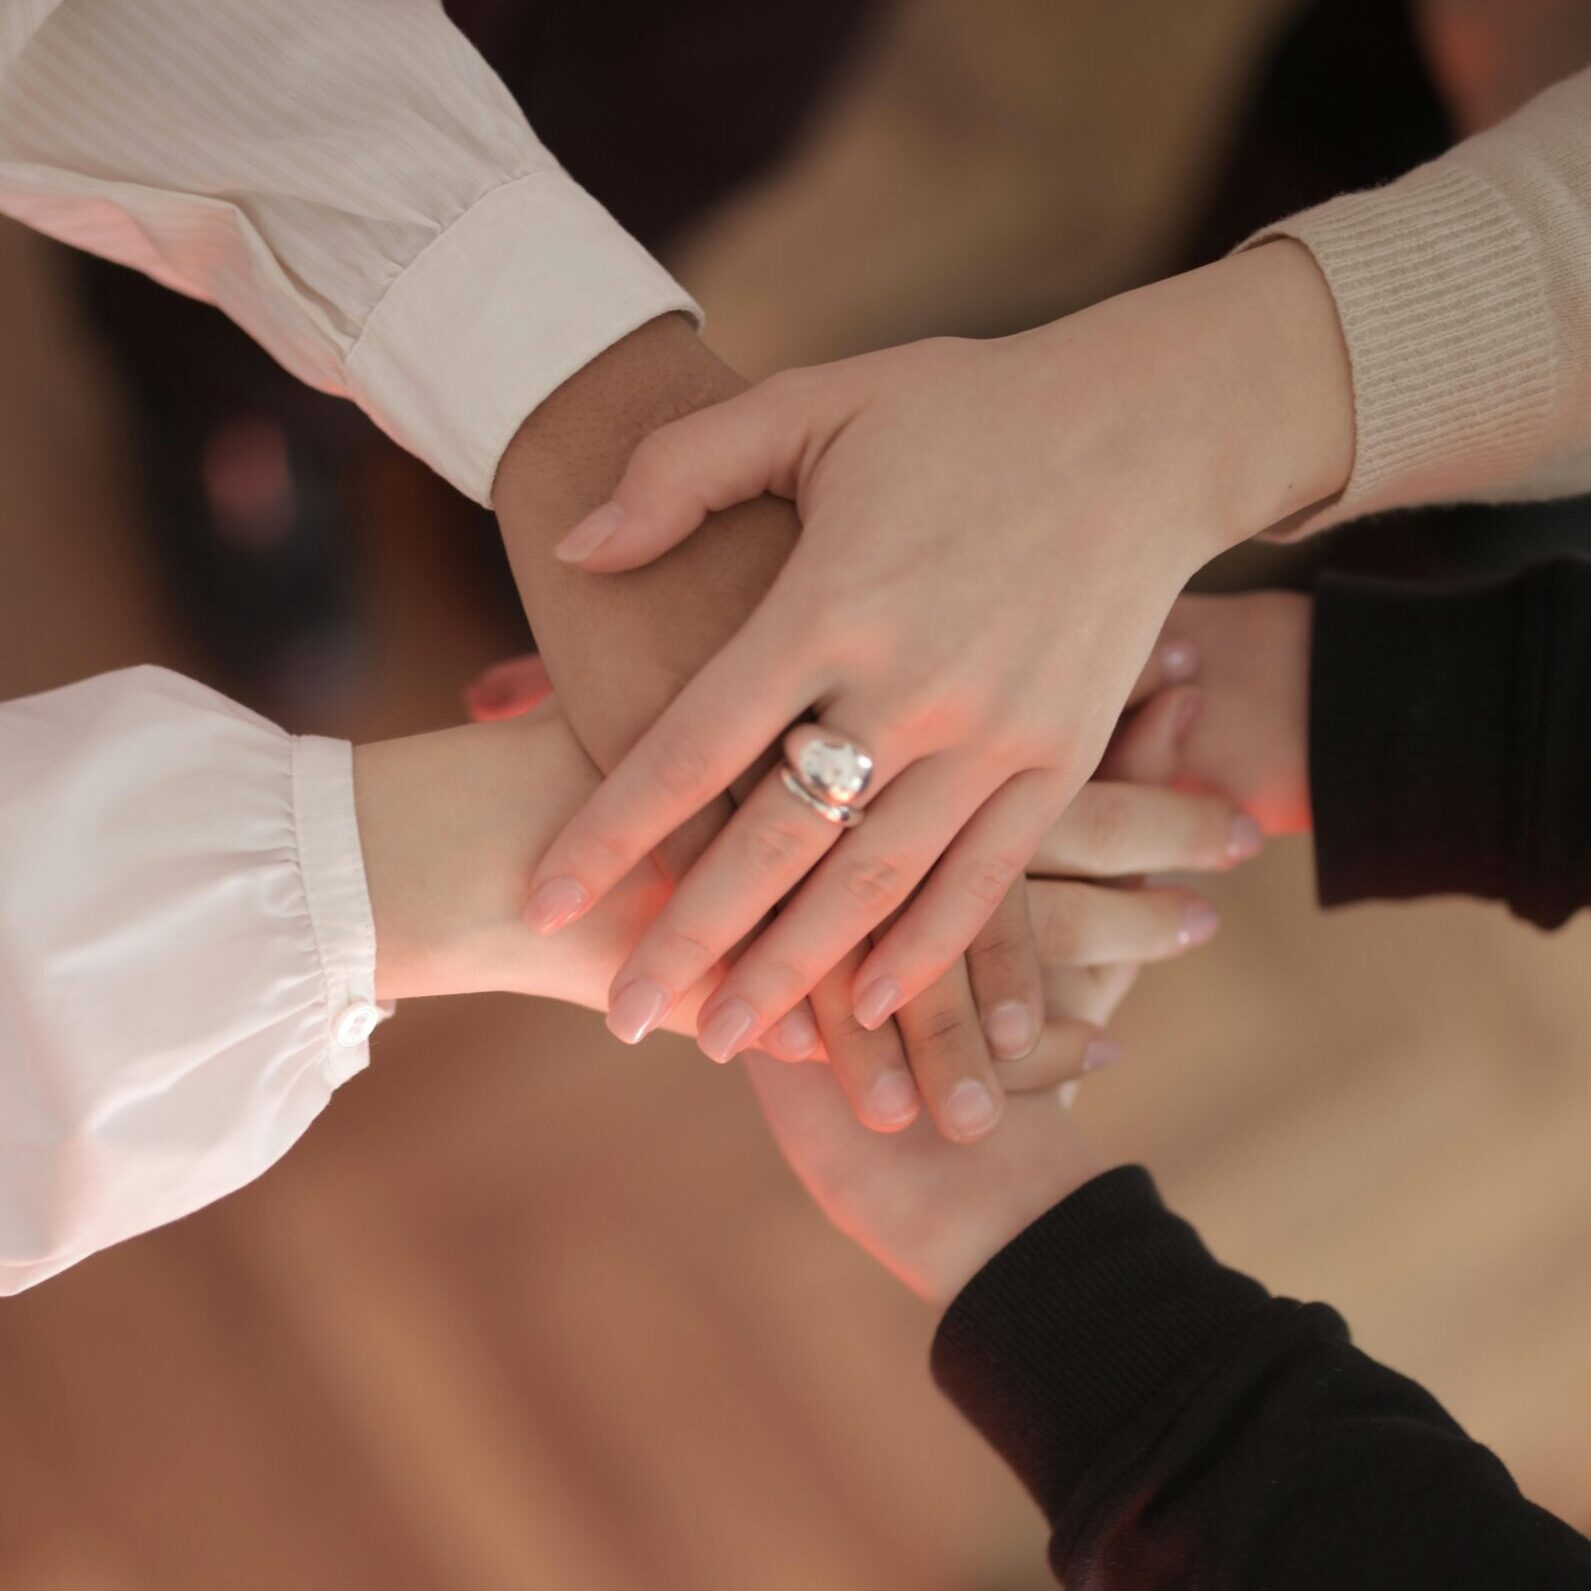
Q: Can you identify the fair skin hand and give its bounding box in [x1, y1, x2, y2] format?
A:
[354, 696, 1258, 1120]
[523, 241, 1353, 1066]
[1108, 592, 1313, 836]
[492, 313, 1053, 1137]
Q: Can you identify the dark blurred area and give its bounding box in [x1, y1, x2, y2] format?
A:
[3, 2, 1590, 1586]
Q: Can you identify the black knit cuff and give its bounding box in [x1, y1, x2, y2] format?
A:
[930, 1166, 1268, 1522]
[1310, 561, 1591, 928]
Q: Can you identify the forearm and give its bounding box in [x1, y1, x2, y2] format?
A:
[492, 314, 799, 836]
[1310, 557, 1591, 926]
[932, 1168, 1591, 1587]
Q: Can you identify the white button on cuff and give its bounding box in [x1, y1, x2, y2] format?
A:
[334, 1001, 383, 1048]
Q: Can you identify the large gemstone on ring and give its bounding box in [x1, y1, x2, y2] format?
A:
[797, 735, 873, 806]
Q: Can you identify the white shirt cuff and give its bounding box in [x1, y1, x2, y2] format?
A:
[346, 169, 702, 505]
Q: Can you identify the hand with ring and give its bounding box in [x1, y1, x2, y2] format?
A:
[477, 661, 1261, 1138]
[519, 247, 1348, 1078]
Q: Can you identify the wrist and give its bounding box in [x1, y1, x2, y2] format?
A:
[355, 713, 676, 1009]
[1206, 241, 1355, 541]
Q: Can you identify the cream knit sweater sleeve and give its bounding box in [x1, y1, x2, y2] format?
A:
[1248, 62, 1591, 536]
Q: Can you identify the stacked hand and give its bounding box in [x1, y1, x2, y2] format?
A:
[521, 243, 1351, 1139]
[458, 664, 1262, 1136]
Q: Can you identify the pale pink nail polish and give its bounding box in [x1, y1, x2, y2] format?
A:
[1226, 813, 1265, 862]
[1161, 640, 1200, 682]
[869, 1070, 920, 1127]
[772, 1006, 820, 1059]
[942, 1079, 1001, 1141]
[854, 978, 902, 1031]
[982, 1000, 1038, 1060]
[607, 979, 668, 1045]
[1082, 1036, 1123, 1073]
[525, 876, 588, 935]
[1178, 898, 1221, 948]
[554, 501, 625, 562]
[700, 1000, 756, 1064]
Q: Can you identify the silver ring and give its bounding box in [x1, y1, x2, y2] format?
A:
[779, 766, 864, 828]
[782, 725, 875, 811]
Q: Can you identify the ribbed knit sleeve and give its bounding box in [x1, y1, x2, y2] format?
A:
[1245, 64, 1591, 536]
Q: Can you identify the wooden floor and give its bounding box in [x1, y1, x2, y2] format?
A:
[4, 66, 1591, 1585]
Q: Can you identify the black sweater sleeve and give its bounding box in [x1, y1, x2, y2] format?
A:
[931, 1167, 1591, 1589]
[1309, 556, 1591, 926]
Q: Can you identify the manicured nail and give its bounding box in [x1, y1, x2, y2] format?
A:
[1226, 813, 1265, 862]
[771, 1006, 820, 1059]
[854, 978, 902, 1031]
[607, 978, 668, 1045]
[869, 1070, 920, 1128]
[1058, 1080, 1082, 1109]
[1173, 690, 1203, 742]
[1178, 898, 1221, 948]
[554, 501, 625, 562]
[982, 1000, 1038, 1060]
[1161, 640, 1200, 682]
[525, 876, 588, 935]
[942, 1079, 1001, 1142]
[699, 999, 756, 1064]
[1082, 1036, 1122, 1073]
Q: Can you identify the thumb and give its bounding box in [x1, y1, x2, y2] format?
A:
[552, 377, 807, 572]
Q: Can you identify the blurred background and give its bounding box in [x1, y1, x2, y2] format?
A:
[2, 0, 1590, 1585]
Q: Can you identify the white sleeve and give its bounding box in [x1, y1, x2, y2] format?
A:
[0, 0, 699, 505]
[0, 666, 383, 1294]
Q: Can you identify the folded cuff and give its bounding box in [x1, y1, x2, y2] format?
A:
[346, 169, 701, 505]
[1245, 160, 1555, 539]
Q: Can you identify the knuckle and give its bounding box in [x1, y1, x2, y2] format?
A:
[647, 731, 713, 805]
[964, 852, 1022, 908]
[1034, 897, 1082, 966]
[1077, 787, 1132, 862]
[755, 956, 811, 1010]
[652, 926, 717, 977]
[569, 824, 632, 882]
[835, 854, 906, 916]
[629, 427, 688, 493]
[738, 815, 811, 880]
[912, 1002, 975, 1051]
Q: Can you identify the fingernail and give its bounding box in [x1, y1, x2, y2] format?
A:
[699, 999, 756, 1064]
[1178, 898, 1221, 948]
[1161, 640, 1200, 682]
[942, 1079, 1001, 1142]
[772, 1006, 820, 1059]
[554, 501, 625, 562]
[607, 978, 668, 1045]
[982, 1000, 1038, 1060]
[525, 876, 588, 935]
[1173, 690, 1203, 742]
[1082, 1036, 1122, 1073]
[1226, 813, 1265, 862]
[869, 1070, 920, 1128]
[854, 978, 902, 1031]
[1058, 1080, 1082, 1109]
